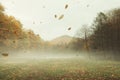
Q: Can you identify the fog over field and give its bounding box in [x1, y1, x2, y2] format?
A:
[0, 0, 120, 80]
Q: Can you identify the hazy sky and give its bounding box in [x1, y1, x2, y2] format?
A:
[0, 0, 120, 41]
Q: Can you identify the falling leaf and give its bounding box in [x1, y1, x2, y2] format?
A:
[68, 27, 71, 30]
[43, 6, 45, 8]
[87, 4, 89, 7]
[33, 22, 35, 24]
[2, 53, 9, 57]
[65, 4, 68, 9]
[58, 14, 64, 20]
[54, 15, 57, 18]
[40, 21, 42, 24]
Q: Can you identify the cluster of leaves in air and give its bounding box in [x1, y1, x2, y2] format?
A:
[54, 4, 71, 30]
[54, 4, 68, 20]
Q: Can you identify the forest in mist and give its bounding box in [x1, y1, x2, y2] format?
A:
[0, 3, 120, 60]
[0, 2, 120, 80]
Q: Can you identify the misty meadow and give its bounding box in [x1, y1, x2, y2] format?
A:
[0, 0, 120, 80]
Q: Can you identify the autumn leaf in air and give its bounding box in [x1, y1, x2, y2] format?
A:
[40, 22, 42, 24]
[2, 53, 9, 57]
[54, 15, 57, 18]
[43, 6, 45, 8]
[87, 4, 90, 7]
[65, 4, 68, 9]
[58, 14, 64, 20]
[33, 22, 35, 24]
[68, 27, 71, 30]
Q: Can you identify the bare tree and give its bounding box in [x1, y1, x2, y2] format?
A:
[76, 25, 92, 51]
[74, 25, 92, 59]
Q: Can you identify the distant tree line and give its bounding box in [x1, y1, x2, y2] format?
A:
[71, 8, 120, 60]
[91, 8, 120, 53]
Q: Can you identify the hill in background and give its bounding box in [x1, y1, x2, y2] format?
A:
[50, 35, 73, 45]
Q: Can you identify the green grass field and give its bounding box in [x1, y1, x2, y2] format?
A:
[0, 56, 120, 80]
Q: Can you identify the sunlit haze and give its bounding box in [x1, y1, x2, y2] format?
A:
[0, 0, 120, 40]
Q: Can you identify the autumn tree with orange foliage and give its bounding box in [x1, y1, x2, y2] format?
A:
[0, 4, 43, 52]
